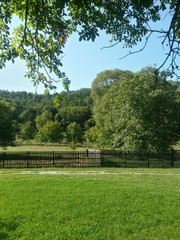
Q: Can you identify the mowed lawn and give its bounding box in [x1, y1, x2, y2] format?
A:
[0, 168, 180, 240]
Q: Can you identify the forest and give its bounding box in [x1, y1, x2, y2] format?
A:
[0, 88, 94, 148]
[0, 68, 180, 151]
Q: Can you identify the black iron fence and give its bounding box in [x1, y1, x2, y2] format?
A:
[0, 151, 101, 168]
[101, 150, 180, 168]
[0, 150, 180, 168]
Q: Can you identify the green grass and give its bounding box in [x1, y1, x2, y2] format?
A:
[0, 144, 89, 152]
[0, 168, 180, 240]
[0, 140, 179, 152]
[0, 141, 179, 152]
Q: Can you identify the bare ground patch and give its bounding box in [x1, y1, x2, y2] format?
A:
[0, 170, 180, 176]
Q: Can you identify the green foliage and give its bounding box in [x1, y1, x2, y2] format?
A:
[0, 1, 179, 89]
[85, 126, 99, 143]
[66, 122, 84, 146]
[91, 69, 133, 100]
[0, 89, 93, 144]
[55, 106, 91, 129]
[35, 111, 53, 130]
[19, 107, 38, 123]
[37, 121, 63, 143]
[91, 69, 134, 139]
[54, 88, 93, 107]
[0, 100, 15, 147]
[92, 67, 180, 151]
[20, 121, 36, 140]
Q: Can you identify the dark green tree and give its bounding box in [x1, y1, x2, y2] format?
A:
[20, 121, 36, 140]
[35, 111, 53, 130]
[19, 107, 38, 123]
[0, 100, 15, 147]
[54, 89, 93, 107]
[55, 106, 91, 129]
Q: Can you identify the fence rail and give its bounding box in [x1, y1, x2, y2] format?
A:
[0, 150, 180, 168]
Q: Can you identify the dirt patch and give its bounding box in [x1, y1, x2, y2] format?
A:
[0, 170, 180, 176]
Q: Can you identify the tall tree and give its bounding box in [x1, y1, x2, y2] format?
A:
[0, 100, 15, 147]
[91, 69, 134, 132]
[92, 67, 180, 152]
[1, 1, 179, 89]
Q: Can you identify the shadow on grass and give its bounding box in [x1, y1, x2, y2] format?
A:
[0, 218, 21, 239]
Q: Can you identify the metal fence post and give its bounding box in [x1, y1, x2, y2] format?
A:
[78, 151, 80, 166]
[124, 152, 127, 167]
[3, 152, 5, 168]
[171, 149, 174, 167]
[26, 151, 29, 167]
[52, 151, 55, 166]
[147, 152, 150, 168]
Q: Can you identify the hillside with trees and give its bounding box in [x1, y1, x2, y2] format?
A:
[0, 88, 93, 147]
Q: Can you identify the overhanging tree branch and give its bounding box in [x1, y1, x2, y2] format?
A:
[118, 32, 152, 60]
[1, 0, 180, 90]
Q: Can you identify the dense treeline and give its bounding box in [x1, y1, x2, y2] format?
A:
[0, 88, 93, 147]
[0, 68, 180, 151]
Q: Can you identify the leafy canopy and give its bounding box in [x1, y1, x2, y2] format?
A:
[92, 67, 180, 152]
[0, 0, 179, 89]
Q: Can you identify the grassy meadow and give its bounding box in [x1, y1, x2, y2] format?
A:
[0, 168, 180, 239]
[0, 144, 90, 152]
[0, 140, 179, 152]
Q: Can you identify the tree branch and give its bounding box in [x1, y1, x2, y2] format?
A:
[119, 32, 152, 60]
[100, 41, 121, 50]
[21, 0, 29, 45]
[162, 1, 180, 45]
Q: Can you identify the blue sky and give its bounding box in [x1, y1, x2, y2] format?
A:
[0, 16, 178, 93]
